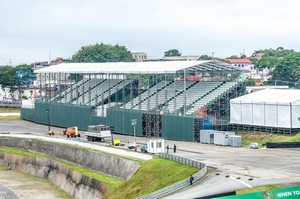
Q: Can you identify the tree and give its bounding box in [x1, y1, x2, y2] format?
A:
[245, 77, 256, 86]
[0, 64, 35, 99]
[70, 43, 134, 81]
[71, 43, 134, 63]
[255, 57, 279, 70]
[0, 65, 16, 89]
[269, 52, 300, 85]
[226, 55, 239, 59]
[199, 55, 212, 60]
[164, 49, 181, 57]
[253, 47, 295, 70]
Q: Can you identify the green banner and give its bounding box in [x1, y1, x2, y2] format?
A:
[214, 186, 300, 199]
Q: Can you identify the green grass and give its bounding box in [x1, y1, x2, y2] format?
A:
[236, 184, 281, 194]
[0, 147, 124, 188]
[103, 157, 199, 199]
[237, 132, 300, 147]
[0, 116, 20, 120]
[0, 147, 200, 199]
[0, 107, 20, 113]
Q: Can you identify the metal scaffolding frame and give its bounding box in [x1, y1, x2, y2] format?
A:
[35, 61, 244, 138]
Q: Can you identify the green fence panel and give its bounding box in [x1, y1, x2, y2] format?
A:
[162, 115, 194, 141]
[49, 103, 92, 130]
[20, 108, 35, 121]
[91, 116, 107, 126]
[33, 102, 50, 125]
[21, 102, 92, 131]
[107, 109, 142, 136]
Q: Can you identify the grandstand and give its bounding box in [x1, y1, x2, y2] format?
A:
[21, 60, 246, 142]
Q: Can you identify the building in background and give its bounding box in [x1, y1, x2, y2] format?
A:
[131, 52, 147, 62]
[162, 55, 200, 61]
[226, 59, 254, 71]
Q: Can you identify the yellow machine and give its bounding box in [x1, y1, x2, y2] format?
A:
[113, 139, 120, 146]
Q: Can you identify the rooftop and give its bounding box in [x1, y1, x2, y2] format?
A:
[231, 89, 300, 104]
[34, 60, 242, 74]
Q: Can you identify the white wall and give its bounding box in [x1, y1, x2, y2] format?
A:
[230, 101, 293, 128]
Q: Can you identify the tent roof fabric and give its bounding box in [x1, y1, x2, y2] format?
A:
[34, 60, 242, 74]
[231, 89, 300, 103]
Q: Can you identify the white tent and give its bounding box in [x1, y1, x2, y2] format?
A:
[230, 89, 300, 128]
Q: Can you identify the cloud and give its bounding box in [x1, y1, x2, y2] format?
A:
[1, 0, 300, 65]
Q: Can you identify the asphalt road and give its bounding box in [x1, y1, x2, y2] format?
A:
[1, 120, 300, 198]
[0, 183, 19, 199]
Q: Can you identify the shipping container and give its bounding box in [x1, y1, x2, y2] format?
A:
[214, 131, 235, 146]
[200, 130, 216, 144]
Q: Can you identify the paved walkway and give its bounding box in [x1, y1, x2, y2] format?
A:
[0, 134, 152, 161]
[0, 183, 19, 199]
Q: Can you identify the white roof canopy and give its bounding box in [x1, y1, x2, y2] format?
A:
[35, 60, 242, 74]
[231, 89, 300, 104]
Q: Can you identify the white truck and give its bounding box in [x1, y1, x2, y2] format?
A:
[85, 125, 112, 142]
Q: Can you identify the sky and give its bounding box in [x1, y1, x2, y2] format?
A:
[1, 0, 300, 66]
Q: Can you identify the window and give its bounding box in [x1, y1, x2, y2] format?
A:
[157, 142, 162, 148]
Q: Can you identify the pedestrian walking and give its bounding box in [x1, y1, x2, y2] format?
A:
[166, 145, 169, 153]
[189, 175, 194, 185]
[174, 144, 176, 153]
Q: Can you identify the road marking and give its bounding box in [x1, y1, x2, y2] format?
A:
[0, 193, 5, 199]
[229, 176, 252, 188]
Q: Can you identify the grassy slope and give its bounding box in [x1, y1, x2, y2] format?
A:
[0, 107, 20, 120]
[238, 132, 300, 147]
[103, 157, 199, 199]
[0, 147, 199, 199]
[0, 147, 124, 188]
[0, 107, 20, 113]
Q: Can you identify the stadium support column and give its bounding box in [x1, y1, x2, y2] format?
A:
[122, 72, 125, 110]
[58, 72, 61, 102]
[147, 75, 150, 111]
[48, 73, 51, 101]
[39, 73, 42, 101]
[88, 74, 91, 105]
[183, 69, 187, 116]
[164, 73, 167, 104]
[155, 73, 158, 113]
[108, 73, 111, 108]
[138, 74, 141, 111]
[82, 77, 85, 104]
[130, 73, 133, 110]
[173, 72, 176, 115]
[64, 73, 67, 103]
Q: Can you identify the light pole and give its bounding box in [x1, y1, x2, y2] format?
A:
[46, 109, 50, 131]
[131, 119, 137, 143]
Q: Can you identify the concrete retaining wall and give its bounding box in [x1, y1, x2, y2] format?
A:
[0, 152, 106, 199]
[0, 138, 140, 180]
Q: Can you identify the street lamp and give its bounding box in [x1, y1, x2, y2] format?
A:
[46, 109, 50, 131]
[131, 119, 137, 143]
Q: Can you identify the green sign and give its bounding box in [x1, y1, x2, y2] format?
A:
[214, 186, 300, 199]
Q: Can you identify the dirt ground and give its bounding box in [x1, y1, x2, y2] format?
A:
[0, 168, 72, 199]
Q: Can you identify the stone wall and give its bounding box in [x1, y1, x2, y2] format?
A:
[0, 138, 140, 180]
[0, 152, 106, 199]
